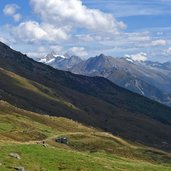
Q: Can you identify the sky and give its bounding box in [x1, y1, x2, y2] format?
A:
[0, 0, 171, 62]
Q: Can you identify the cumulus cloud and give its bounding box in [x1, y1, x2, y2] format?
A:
[26, 46, 49, 58]
[3, 4, 22, 22]
[67, 47, 88, 57]
[30, 0, 126, 34]
[4, 1, 168, 61]
[12, 21, 47, 42]
[126, 52, 147, 62]
[12, 21, 69, 43]
[3, 4, 18, 15]
[151, 39, 166, 46]
[8, 0, 126, 48]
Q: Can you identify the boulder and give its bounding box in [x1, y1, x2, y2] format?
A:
[9, 153, 21, 160]
[15, 167, 25, 171]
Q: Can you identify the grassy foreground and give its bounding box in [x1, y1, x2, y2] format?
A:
[0, 101, 171, 171]
[0, 144, 171, 171]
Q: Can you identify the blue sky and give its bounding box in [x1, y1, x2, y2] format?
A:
[0, 0, 171, 62]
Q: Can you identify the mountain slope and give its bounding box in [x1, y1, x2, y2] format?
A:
[0, 101, 171, 171]
[70, 54, 171, 106]
[71, 54, 171, 93]
[144, 60, 171, 71]
[0, 100, 171, 171]
[40, 53, 171, 106]
[39, 51, 83, 70]
[0, 42, 171, 151]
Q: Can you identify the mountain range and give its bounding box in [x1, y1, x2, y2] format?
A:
[0, 41, 171, 152]
[39, 53, 171, 107]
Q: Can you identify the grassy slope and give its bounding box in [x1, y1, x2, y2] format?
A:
[0, 101, 171, 171]
[0, 41, 171, 153]
[1, 67, 171, 152]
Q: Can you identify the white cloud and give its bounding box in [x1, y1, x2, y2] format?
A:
[30, 0, 126, 34]
[12, 21, 69, 43]
[2, 0, 169, 62]
[25, 46, 48, 58]
[126, 52, 147, 62]
[0, 36, 9, 44]
[13, 13, 22, 22]
[166, 47, 171, 54]
[50, 45, 63, 52]
[98, 32, 152, 49]
[3, 4, 22, 22]
[8, 0, 126, 46]
[13, 21, 47, 42]
[67, 47, 88, 57]
[3, 4, 18, 16]
[151, 39, 166, 46]
[42, 24, 69, 41]
[26, 52, 46, 58]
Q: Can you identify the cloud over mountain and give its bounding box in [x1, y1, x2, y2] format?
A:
[126, 52, 147, 62]
[30, 0, 126, 34]
[1, 0, 171, 61]
[12, 21, 69, 43]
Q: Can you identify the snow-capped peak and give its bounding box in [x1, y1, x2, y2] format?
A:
[39, 51, 71, 64]
[124, 57, 134, 63]
[50, 51, 69, 59]
[53, 54, 67, 59]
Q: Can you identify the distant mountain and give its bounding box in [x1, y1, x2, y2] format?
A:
[71, 54, 171, 93]
[1, 41, 171, 151]
[143, 60, 171, 71]
[39, 51, 83, 70]
[71, 54, 171, 106]
[39, 53, 171, 106]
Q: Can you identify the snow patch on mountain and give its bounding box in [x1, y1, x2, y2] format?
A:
[39, 51, 83, 70]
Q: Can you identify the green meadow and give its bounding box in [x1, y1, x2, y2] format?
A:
[0, 101, 171, 171]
